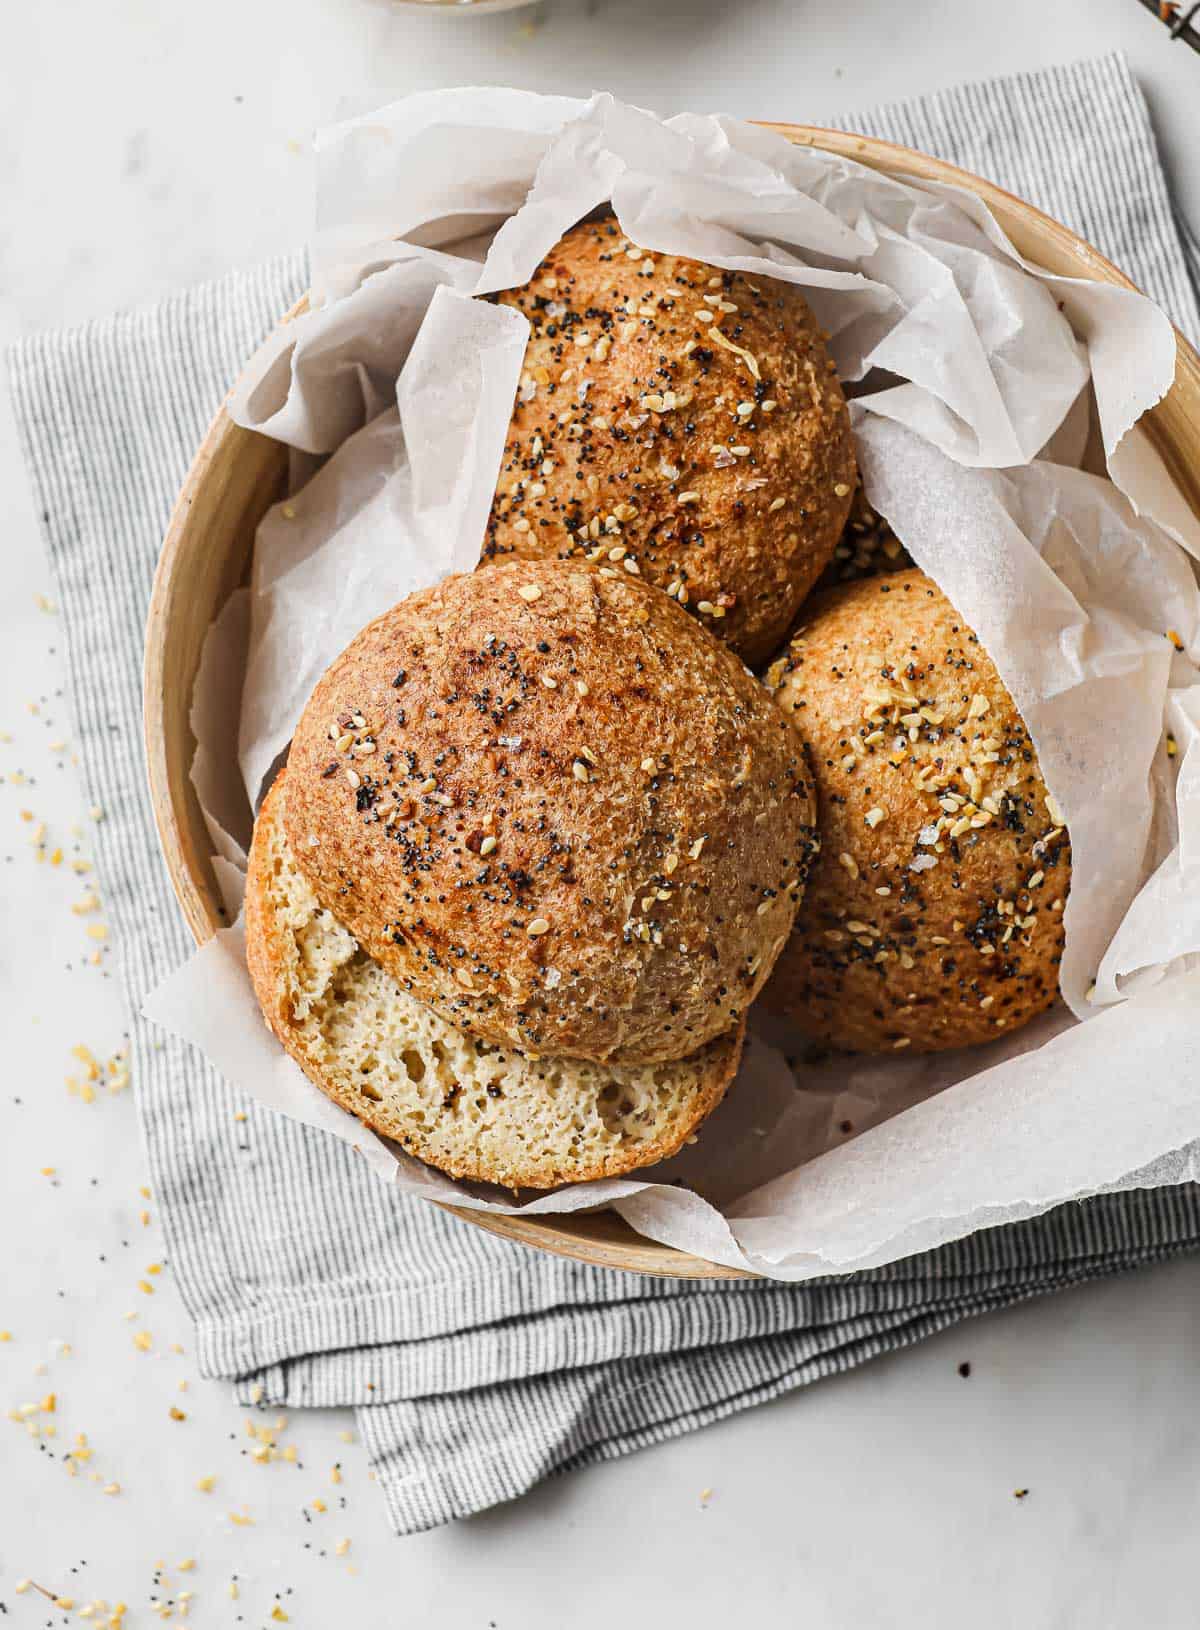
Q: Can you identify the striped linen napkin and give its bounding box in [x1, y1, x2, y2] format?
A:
[9, 53, 1200, 1536]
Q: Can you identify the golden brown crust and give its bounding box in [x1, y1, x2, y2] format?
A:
[763, 569, 1070, 1053]
[244, 801, 285, 1041]
[246, 774, 744, 1189]
[284, 558, 818, 1066]
[484, 214, 857, 667]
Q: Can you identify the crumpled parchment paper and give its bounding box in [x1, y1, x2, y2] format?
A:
[143, 88, 1200, 1279]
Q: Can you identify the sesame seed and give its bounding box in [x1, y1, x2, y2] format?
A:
[833, 483, 851, 498]
[838, 852, 859, 879]
[678, 491, 701, 505]
[769, 496, 786, 513]
[689, 837, 706, 860]
[967, 693, 990, 719]
[575, 680, 589, 697]
[527, 918, 551, 937]
[736, 401, 755, 417]
[696, 600, 716, 615]
[761, 399, 777, 413]
[640, 757, 655, 772]
[864, 807, 886, 828]
[540, 673, 557, 689]
[418, 776, 437, 793]
[517, 584, 542, 602]
[480, 835, 497, 857]
[345, 768, 360, 790]
[513, 517, 531, 534]
[572, 760, 590, 782]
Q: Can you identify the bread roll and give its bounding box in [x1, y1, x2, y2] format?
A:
[484, 215, 857, 666]
[765, 570, 1070, 1052]
[285, 558, 819, 1067]
[247, 776, 742, 1189]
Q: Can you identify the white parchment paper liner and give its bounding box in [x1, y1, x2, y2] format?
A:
[143, 88, 1200, 1279]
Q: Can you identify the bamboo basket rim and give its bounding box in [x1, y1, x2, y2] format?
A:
[144, 121, 1200, 1283]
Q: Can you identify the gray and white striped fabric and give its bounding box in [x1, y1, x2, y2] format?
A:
[10, 54, 1200, 1535]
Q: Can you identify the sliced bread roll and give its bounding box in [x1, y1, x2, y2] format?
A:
[246, 774, 744, 1190]
[284, 559, 817, 1068]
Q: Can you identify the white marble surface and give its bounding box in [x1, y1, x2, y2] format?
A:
[3, 2, 1200, 1623]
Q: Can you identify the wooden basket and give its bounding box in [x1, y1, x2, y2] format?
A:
[144, 124, 1200, 1282]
